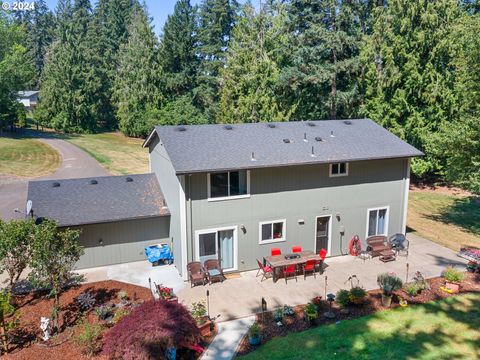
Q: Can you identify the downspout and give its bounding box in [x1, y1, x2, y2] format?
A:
[188, 174, 194, 262]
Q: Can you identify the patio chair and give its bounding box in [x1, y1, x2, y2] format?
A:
[302, 259, 317, 279]
[292, 246, 302, 253]
[256, 259, 273, 282]
[203, 259, 225, 284]
[271, 248, 281, 256]
[366, 236, 391, 257]
[187, 261, 206, 287]
[283, 264, 297, 283]
[316, 248, 327, 274]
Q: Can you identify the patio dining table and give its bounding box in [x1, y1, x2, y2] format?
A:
[264, 250, 322, 282]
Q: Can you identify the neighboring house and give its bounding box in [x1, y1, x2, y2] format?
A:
[27, 119, 422, 277]
[27, 174, 170, 269]
[143, 119, 423, 279]
[16, 91, 39, 110]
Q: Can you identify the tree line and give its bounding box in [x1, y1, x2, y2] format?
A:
[0, 0, 479, 193]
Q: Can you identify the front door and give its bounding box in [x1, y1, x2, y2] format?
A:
[197, 228, 236, 271]
[315, 216, 331, 255]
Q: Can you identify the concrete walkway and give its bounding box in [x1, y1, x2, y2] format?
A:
[0, 130, 108, 220]
[202, 316, 256, 360]
[177, 233, 467, 321]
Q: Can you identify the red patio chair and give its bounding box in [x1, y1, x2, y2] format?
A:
[292, 246, 302, 253]
[283, 264, 297, 283]
[256, 259, 273, 282]
[302, 259, 317, 279]
[317, 248, 328, 274]
[271, 248, 281, 256]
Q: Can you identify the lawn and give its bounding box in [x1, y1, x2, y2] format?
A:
[64, 132, 149, 175]
[239, 293, 480, 360]
[408, 189, 480, 251]
[0, 136, 61, 177]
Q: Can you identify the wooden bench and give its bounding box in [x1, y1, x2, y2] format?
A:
[366, 236, 392, 257]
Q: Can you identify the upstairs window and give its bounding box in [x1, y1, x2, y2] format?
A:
[329, 162, 349, 177]
[208, 170, 249, 200]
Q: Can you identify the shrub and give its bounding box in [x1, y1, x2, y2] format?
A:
[404, 282, 420, 297]
[190, 301, 207, 325]
[112, 309, 129, 324]
[95, 305, 113, 321]
[75, 322, 103, 356]
[117, 291, 129, 302]
[412, 271, 430, 291]
[443, 267, 464, 283]
[0, 290, 20, 353]
[249, 323, 260, 338]
[336, 289, 350, 308]
[77, 292, 96, 312]
[102, 300, 200, 360]
[304, 303, 317, 321]
[349, 286, 367, 304]
[377, 272, 403, 296]
[273, 308, 283, 322]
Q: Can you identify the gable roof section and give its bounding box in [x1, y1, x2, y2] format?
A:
[27, 174, 169, 227]
[144, 119, 423, 175]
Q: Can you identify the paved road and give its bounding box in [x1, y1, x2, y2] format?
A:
[0, 132, 109, 220]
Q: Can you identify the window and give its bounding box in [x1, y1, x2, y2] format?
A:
[367, 207, 389, 237]
[259, 219, 286, 244]
[329, 162, 349, 177]
[208, 171, 249, 200]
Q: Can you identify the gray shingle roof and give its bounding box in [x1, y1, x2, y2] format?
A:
[145, 119, 423, 174]
[27, 174, 169, 227]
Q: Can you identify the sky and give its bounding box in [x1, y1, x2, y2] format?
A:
[43, 0, 250, 35]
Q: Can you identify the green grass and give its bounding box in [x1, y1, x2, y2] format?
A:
[408, 190, 480, 251]
[239, 293, 480, 360]
[0, 136, 61, 177]
[64, 132, 149, 175]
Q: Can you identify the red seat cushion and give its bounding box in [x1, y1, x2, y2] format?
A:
[264, 265, 272, 272]
[271, 248, 281, 256]
[292, 246, 302, 253]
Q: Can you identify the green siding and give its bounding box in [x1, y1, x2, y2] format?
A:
[184, 158, 409, 272]
[73, 217, 170, 269]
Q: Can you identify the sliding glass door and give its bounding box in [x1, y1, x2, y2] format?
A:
[197, 227, 236, 271]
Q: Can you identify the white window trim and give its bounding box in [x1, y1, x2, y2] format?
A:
[207, 170, 251, 202]
[365, 206, 390, 239]
[194, 225, 238, 272]
[329, 162, 349, 177]
[259, 219, 287, 245]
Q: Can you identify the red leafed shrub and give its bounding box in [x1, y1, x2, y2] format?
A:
[102, 300, 201, 360]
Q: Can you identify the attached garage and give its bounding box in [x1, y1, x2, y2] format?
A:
[28, 173, 171, 269]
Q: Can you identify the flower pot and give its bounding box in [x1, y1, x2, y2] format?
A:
[445, 281, 460, 293]
[198, 318, 212, 337]
[248, 335, 261, 346]
[381, 294, 392, 307]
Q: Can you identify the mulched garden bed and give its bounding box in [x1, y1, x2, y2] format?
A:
[236, 272, 480, 356]
[3, 280, 216, 360]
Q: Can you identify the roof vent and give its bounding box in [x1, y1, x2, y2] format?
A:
[126, 177, 133, 182]
[267, 123, 276, 128]
[52, 182, 60, 188]
[307, 122, 316, 127]
[315, 136, 323, 142]
[90, 179, 98, 185]
[224, 125, 233, 130]
[343, 120, 352, 125]
[283, 138, 291, 144]
[176, 126, 187, 132]
[330, 131, 335, 137]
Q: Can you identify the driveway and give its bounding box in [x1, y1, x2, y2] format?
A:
[0, 131, 109, 220]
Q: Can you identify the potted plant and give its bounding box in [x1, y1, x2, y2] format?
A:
[248, 323, 261, 346]
[304, 303, 318, 324]
[377, 272, 403, 307]
[349, 286, 367, 305]
[442, 266, 464, 293]
[190, 301, 211, 336]
[158, 286, 175, 301]
[466, 261, 478, 273]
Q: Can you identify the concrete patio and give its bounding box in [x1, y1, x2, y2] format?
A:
[176, 233, 467, 321]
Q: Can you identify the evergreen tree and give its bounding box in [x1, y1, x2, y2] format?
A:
[218, 2, 292, 123]
[279, 0, 363, 120]
[361, 0, 460, 177]
[113, 7, 162, 137]
[196, 0, 238, 120]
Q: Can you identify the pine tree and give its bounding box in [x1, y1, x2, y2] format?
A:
[196, 0, 238, 120]
[218, 2, 292, 123]
[361, 0, 460, 177]
[113, 7, 162, 137]
[279, 0, 363, 120]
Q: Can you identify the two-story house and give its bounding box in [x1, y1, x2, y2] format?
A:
[143, 119, 423, 279]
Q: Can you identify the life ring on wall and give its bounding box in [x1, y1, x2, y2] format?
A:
[348, 235, 362, 256]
